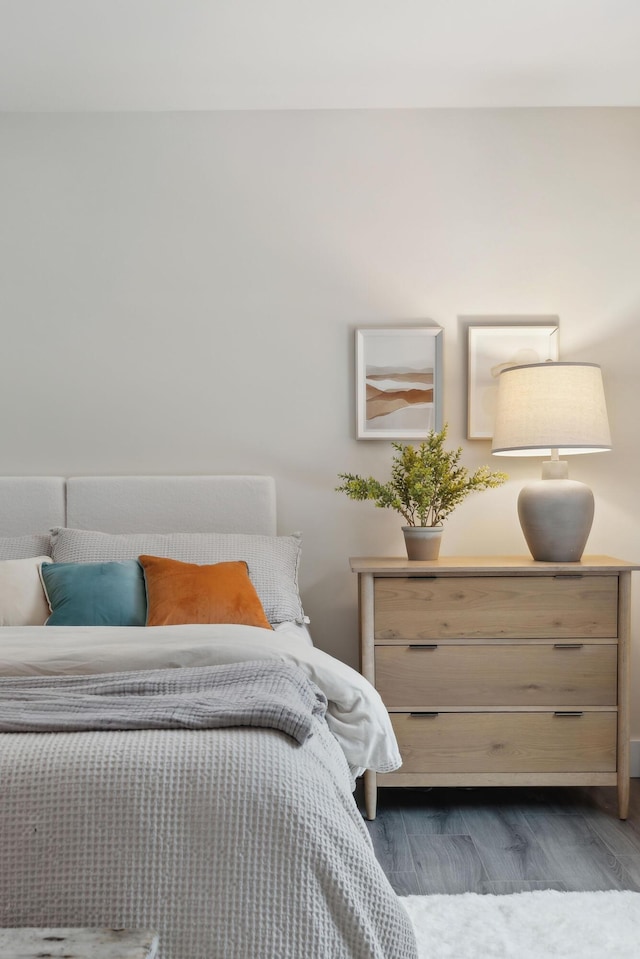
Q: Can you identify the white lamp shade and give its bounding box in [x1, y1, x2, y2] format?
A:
[491, 362, 611, 457]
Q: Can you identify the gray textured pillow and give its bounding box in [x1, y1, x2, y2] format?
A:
[0, 534, 52, 560]
[50, 528, 304, 625]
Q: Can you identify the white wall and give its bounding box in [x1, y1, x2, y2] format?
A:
[2, 108, 640, 726]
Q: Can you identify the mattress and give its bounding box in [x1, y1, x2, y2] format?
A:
[0, 623, 416, 959]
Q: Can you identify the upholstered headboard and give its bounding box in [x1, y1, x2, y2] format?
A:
[0, 476, 277, 536]
[66, 476, 277, 535]
[0, 477, 66, 535]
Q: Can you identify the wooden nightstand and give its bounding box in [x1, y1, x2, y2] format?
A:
[351, 556, 638, 821]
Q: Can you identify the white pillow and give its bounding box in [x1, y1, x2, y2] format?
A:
[0, 556, 52, 626]
[50, 529, 304, 625]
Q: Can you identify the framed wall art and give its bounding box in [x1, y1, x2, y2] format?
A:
[467, 321, 559, 439]
[356, 327, 443, 439]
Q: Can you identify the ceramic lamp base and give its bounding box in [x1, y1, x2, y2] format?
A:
[517, 479, 594, 562]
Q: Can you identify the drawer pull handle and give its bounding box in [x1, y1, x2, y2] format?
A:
[553, 574, 584, 579]
[554, 711, 584, 718]
[553, 643, 584, 649]
[409, 712, 439, 718]
[409, 644, 438, 650]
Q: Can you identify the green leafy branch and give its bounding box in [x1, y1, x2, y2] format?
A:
[336, 426, 507, 527]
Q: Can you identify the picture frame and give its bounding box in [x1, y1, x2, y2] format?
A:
[356, 327, 443, 439]
[466, 321, 559, 440]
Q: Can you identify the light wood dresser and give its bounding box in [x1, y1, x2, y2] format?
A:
[351, 556, 638, 821]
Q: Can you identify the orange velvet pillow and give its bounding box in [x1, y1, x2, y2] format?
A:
[139, 555, 272, 629]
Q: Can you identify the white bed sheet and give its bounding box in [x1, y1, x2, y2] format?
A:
[0, 622, 401, 777]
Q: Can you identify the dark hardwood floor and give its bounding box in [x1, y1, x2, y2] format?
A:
[356, 780, 640, 895]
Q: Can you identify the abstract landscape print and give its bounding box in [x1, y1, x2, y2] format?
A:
[356, 328, 443, 439]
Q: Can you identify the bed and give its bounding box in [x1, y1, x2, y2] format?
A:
[0, 476, 417, 959]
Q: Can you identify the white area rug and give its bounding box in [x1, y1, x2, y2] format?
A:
[401, 890, 640, 959]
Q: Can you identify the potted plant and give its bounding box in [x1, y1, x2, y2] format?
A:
[336, 425, 508, 559]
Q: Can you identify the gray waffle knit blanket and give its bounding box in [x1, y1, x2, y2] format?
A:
[0, 660, 327, 743]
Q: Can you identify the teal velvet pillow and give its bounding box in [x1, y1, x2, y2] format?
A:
[40, 560, 147, 626]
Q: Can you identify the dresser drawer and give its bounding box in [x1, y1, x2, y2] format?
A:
[390, 711, 617, 773]
[374, 575, 618, 641]
[375, 643, 617, 707]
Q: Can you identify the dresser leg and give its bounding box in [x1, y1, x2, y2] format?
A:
[364, 770, 377, 820]
[618, 776, 630, 820]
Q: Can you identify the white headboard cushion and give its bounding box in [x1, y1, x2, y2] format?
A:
[65, 476, 277, 535]
[0, 477, 66, 536]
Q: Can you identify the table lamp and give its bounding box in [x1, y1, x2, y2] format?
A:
[491, 361, 611, 562]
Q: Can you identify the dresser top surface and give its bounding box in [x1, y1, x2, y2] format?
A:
[350, 555, 640, 574]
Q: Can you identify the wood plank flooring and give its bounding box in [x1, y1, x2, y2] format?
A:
[357, 780, 640, 895]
